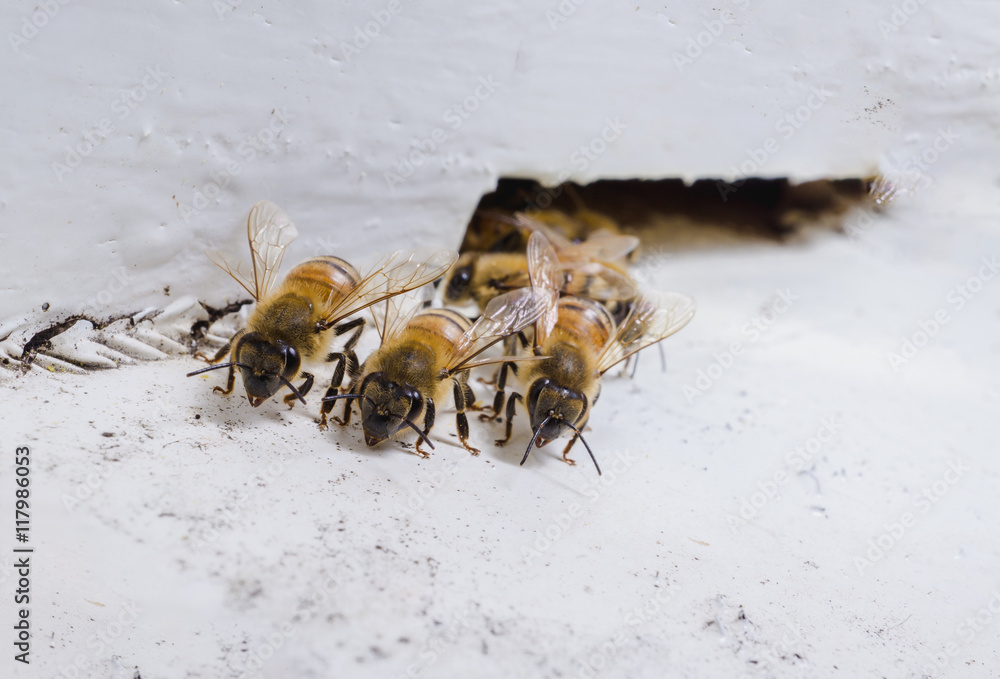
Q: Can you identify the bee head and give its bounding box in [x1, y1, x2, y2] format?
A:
[357, 372, 424, 447]
[525, 377, 589, 446]
[442, 254, 476, 304]
[235, 333, 302, 407]
[520, 377, 602, 475]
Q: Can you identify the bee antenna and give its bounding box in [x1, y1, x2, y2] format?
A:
[520, 415, 552, 467]
[562, 420, 602, 476]
[278, 375, 307, 405]
[185, 361, 252, 377]
[321, 393, 360, 402]
[402, 419, 435, 450]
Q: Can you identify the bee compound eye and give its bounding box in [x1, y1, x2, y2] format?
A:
[406, 396, 423, 422]
[446, 265, 473, 299]
[280, 343, 300, 371]
[526, 378, 551, 412]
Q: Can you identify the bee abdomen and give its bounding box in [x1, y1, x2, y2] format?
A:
[280, 256, 361, 303]
[408, 308, 473, 346]
[554, 297, 615, 347]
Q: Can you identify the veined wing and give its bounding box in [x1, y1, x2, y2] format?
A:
[206, 250, 257, 300]
[560, 260, 637, 302]
[319, 247, 458, 329]
[563, 231, 640, 264]
[526, 231, 561, 347]
[597, 290, 696, 375]
[207, 200, 298, 300]
[514, 212, 575, 251]
[446, 287, 552, 374]
[370, 290, 426, 345]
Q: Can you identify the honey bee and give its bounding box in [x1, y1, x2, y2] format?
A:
[458, 209, 529, 254]
[442, 213, 638, 311]
[463, 182, 628, 252]
[518, 206, 621, 245]
[321, 287, 551, 456]
[187, 200, 458, 408]
[489, 231, 696, 474]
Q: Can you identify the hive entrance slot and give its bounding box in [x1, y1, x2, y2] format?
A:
[461, 177, 878, 253]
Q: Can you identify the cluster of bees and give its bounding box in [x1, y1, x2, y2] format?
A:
[188, 199, 696, 474]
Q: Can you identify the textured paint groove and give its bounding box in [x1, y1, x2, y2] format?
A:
[1, 297, 246, 376]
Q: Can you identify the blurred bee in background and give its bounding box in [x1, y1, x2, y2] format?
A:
[458, 208, 530, 255]
[442, 211, 639, 311]
[187, 200, 457, 408]
[322, 286, 550, 456]
[489, 231, 696, 474]
[459, 182, 629, 254]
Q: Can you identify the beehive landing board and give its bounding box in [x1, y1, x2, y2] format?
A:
[3, 195, 998, 679]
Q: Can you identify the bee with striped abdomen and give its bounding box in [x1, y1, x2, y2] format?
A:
[490, 231, 696, 474]
[322, 287, 550, 456]
[187, 200, 457, 408]
[442, 212, 638, 312]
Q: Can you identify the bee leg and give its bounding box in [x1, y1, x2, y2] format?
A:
[212, 361, 237, 396]
[318, 383, 338, 429]
[325, 379, 357, 428]
[333, 317, 365, 340]
[481, 361, 517, 422]
[561, 434, 580, 467]
[283, 372, 314, 408]
[325, 352, 349, 392]
[619, 353, 636, 379]
[331, 317, 365, 382]
[299, 372, 314, 397]
[196, 328, 243, 363]
[200, 330, 246, 396]
[196, 341, 230, 363]
[495, 392, 523, 446]
[452, 380, 480, 456]
[329, 397, 354, 428]
[462, 380, 487, 412]
[476, 369, 499, 387]
[414, 398, 434, 459]
[477, 335, 519, 386]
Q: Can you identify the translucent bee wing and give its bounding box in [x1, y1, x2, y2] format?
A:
[206, 249, 258, 300]
[514, 212, 575, 251]
[320, 247, 458, 329]
[561, 261, 637, 302]
[564, 231, 640, 263]
[471, 287, 553, 346]
[446, 287, 553, 374]
[596, 290, 696, 375]
[526, 231, 561, 347]
[370, 290, 425, 345]
[245, 200, 298, 300]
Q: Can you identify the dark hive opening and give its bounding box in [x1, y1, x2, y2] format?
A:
[462, 177, 879, 253]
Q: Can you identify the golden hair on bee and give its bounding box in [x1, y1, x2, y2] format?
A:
[187, 200, 458, 409]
